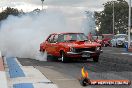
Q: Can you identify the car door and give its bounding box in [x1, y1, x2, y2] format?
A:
[45, 34, 55, 54]
[50, 34, 60, 56]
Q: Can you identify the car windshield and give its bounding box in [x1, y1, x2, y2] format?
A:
[58, 33, 88, 42]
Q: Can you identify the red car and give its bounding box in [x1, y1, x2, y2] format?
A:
[40, 33, 102, 62]
[101, 34, 113, 47]
[93, 36, 103, 44]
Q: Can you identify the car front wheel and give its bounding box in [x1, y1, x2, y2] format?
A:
[61, 52, 67, 63]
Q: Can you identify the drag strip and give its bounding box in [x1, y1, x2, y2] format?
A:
[17, 47, 132, 88]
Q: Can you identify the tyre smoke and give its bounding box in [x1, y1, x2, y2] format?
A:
[0, 9, 83, 61]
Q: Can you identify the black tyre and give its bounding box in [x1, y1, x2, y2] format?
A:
[44, 50, 58, 61]
[122, 43, 126, 48]
[61, 51, 67, 63]
[43, 50, 55, 61]
[116, 43, 119, 47]
[93, 56, 99, 62]
[105, 44, 108, 47]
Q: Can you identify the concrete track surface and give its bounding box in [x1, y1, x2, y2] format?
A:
[18, 47, 132, 88]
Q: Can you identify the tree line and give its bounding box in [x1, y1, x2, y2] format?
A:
[0, 0, 131, 34]
[95, 0, 131, 34]
[0, 7, 23, 21]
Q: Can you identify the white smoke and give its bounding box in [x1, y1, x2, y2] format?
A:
[0, 9, 82, 61]
[81, 11, 96, 35]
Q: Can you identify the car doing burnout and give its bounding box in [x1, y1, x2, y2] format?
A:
[40, 33, 102, 62]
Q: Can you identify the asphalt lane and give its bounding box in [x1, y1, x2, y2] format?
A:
[18, 47, 132, 88]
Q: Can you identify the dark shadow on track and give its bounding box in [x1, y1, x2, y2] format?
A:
[17, 56, 132, 73]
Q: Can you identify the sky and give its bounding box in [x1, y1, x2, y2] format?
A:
[0, 0, 130, 12]
[0, 0, 113, 12]
[0, 0, 130, 32]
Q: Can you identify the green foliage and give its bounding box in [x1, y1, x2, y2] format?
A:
[0, 7, 21, 21]
[95, 0, 129, 34]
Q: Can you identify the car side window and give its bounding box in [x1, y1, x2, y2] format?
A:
[47, 34, 54, 43]
[53, 34, 58, 43]
[58, 34, 64, 42]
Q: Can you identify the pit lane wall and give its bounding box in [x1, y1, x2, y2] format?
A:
[0, 51, 8, 88]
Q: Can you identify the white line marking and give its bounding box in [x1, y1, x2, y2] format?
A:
[121, 53, 132, 55]
[8, 77, 51, 85]
[111, 52, 132, 56]
[15, 58, 22, 67]
[33, 83, 58, 88]
[4, 57, 10, 78]
[54, 78, 76, 81]
[0, 71, 8, 88]
[21, 66, 51, 82]
[103, 50, 112, 52]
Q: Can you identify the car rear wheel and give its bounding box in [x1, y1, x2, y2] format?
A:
[43, 50, 58, 61]
[93, 56, 99, 62]
[61, 52, 67, 63]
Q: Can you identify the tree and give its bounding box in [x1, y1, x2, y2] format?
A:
[95, 0, 129, 34]
[0, 7, 21, 21]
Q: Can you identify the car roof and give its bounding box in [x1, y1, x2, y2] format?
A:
[102, 34, 113, 35]
[116, 34, 127, 35]
[51, 32, 84, 35]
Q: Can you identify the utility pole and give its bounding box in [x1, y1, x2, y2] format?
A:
[41, 0, 45, 10]
[128, 0, 131, 49]
[113, 0, 115, 34]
